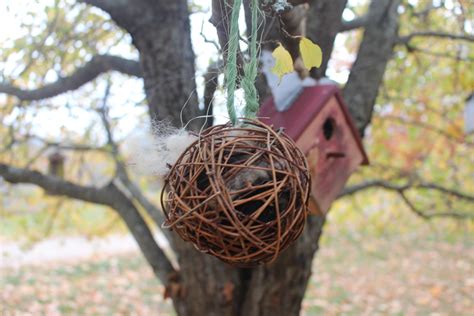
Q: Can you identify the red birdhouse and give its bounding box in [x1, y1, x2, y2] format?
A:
[259, 84, 369, 215]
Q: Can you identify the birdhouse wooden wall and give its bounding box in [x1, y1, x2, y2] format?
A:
[259, 84, 369, 215]
[48, 151, 65, 179]
[45, 151, 65, 196]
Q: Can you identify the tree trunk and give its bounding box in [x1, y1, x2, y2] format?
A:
[120, 0, 400, 315]
[170, 216, 325, 316]
[127, 2, 331, 315]
[124, 2, 329, 314]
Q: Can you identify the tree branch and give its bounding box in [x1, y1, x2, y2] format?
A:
[0, 162, 177, 284]
[96, 83, 169, 231]
[339, 15, 369, 32]
[339, 179, 410, 197]
[417, 183, 474, 203]
[14, 133, 109, 153]
[0, 55, 141, 101]
[397, 31, 474, 44]
[339, 179, 474, 220]
[0, 163, 110, 204]
[410, 1, 444, 18]
[398, 191, 473, 220]
[77, 0, 130, 16]
[340, 179, 474, 201]
[382, 114, 472, 146]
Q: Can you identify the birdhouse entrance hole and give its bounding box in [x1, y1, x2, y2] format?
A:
[323, 117, 335, 140]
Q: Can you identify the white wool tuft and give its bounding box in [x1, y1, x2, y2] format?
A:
[127, 121, 197, 178]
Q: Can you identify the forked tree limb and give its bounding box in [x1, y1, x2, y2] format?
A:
[398, 191, 473, 220]
[339, 15, 369, 32]
[0, 163, 176, 283]
[340, 179, 474, 220]
[340, 179, 474, 202]
[0, 55, 141, 101]
[96, 83, 169, 234]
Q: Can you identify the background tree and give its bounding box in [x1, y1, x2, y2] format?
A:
[0, 0, 473, 315]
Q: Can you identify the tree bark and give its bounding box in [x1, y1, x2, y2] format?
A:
[343, 0, 402, 134]
[169, 216, 325, 316]
[127, 1, 202, 130]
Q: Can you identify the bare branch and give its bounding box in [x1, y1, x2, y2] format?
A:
[200, 20, 221, 52]
[0, 55, 141, 101]
[0, 162, 176, 284]
[339, 179, 410, 197]
[96, 83, 169, 234]
[382, 114, 473, 146]
[418, 183, 474, 203]
[398, 191, 430, 219]
[411, 1, 444, 18]
[0, 163, 111, 204]
[340, 15, 369, 32]
[398, 191, 474, 220]
[339, 179, 474, 220]
[15, 133, 109, 153]
[397, 31, 474, 44]
[405, 44, 474, 62]
[77, 0, 129, 16]
[340, 179, 474, 202]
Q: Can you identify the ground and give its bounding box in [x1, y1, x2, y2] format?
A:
[1, 227, 472, 316]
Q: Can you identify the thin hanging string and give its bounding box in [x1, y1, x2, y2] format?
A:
[224, 0, 242, 125]
[242, 0, 260, 119]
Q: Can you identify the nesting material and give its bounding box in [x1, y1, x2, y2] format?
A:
[161, 119, 310, 266]
[128, 122, 197, 179]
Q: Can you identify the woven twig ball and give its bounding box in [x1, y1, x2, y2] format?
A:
[161, 119, 310, 266]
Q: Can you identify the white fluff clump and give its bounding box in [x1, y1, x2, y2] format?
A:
[127, 121, 197, 179]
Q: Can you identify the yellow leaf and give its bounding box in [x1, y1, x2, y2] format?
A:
[299, 37, 322, 71]
[271, 44, 294, 81]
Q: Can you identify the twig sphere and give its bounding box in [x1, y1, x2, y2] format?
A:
[161, 119, 310, 266]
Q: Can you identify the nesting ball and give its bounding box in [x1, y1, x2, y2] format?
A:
[161, 119, 310, 266]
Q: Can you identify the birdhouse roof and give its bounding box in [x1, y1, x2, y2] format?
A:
[259, 84, 369, 165]
[48, 151, 65, 163]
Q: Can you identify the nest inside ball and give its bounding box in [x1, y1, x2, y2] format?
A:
[161, 119, 310, 266]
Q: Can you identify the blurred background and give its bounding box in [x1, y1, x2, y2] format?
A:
[0, 0, 473, 315]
